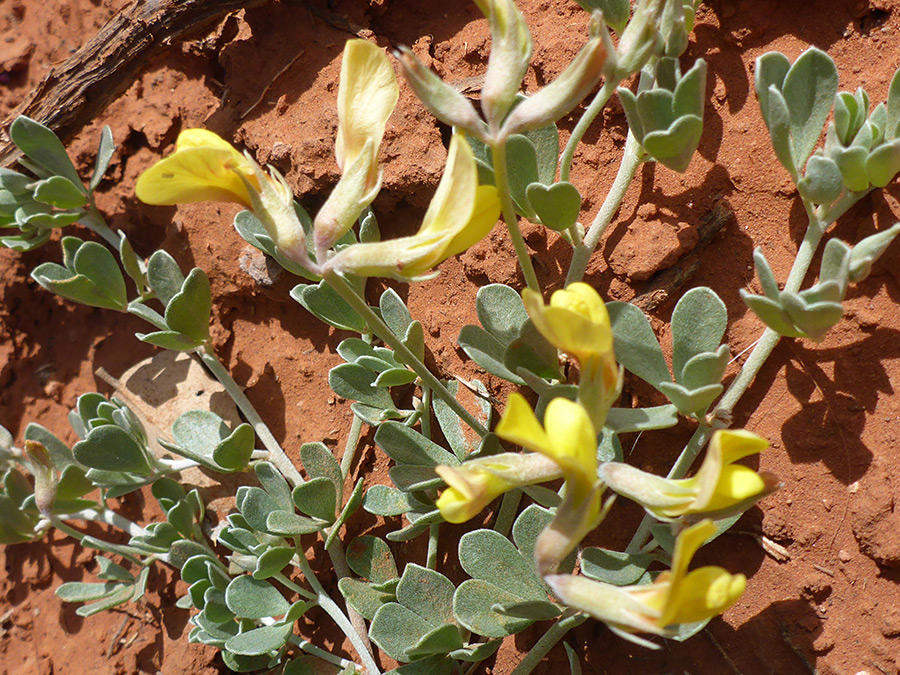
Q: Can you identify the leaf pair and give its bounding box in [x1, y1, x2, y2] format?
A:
[608, 287, 729, 417]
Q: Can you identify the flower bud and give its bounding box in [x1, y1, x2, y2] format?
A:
[501, 12, 609, 138]
[24, 440, 57, 518]
[476, 0, 533, 132]
[435, 452, 563, 523]
[396, 47, 489, 142]
[615, 0, 664, 78]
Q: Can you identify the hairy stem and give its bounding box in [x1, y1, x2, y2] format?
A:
[559, 78, 618, 183]
[566, 131, 643, 284]
[289, 635, 359, 670]
[492, 488, 522, 537]
[198, 346, 303, 486]
[625, 188, 870, 553]
[294, 552, 381, 675]
[508, 610, 587, 675]
[79, 206, 120, 249]
[324, 271, 488, 437]
[491, 142, 541, 292]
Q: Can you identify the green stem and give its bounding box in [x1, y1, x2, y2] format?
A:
[339, 332, 371, 481]
[294, 552, 381, 675]
[426, 523, 439, 569]
[324, 534, 374, 657]
[198, 346, 303, 486]
[324, 271, 488, 437]
[492, 489, 522, 537]
[559, 78, 619, 183]
[490, 142, 540, 292]
[50, 518, 143, 566]
[272, 572, 318, 602]
[289, 636, 359, 670]
[625, 188, 870, 553]
[79, 206, 120, 249]
[566, 131, 643, 284]
[508, 610, 587, 675]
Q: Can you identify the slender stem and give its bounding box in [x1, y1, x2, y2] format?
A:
[509, 610, 587, 675]
[272, 572, 318, 601]
[340, 414, 364, 481]
[566, 131, 644, 284]
[198, 346, 303, 486]
[289, 635, 359, 670]
[294, 552, 382, 675]
[79, 206, 120, 249]
[560, 78, 618, 182]
[490, 142, 540, 292]
[624, 188, 869, 553]
[426, 524, 439, 570]
[492, 489, 522, 537]
[50, 518, 143, 565]
[324, 271, 488, 437]
[325, 535, 374, 658]
[60, 508, 149, 538]
[158, 457, 201, 473]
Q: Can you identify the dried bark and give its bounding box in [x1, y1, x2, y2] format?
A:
[0, 0, 268, 167]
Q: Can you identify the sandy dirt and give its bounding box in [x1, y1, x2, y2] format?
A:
[2, 0, 900, 673]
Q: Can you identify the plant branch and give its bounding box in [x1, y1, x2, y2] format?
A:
[508, 610, 587, 675]
[323, 271, 488, 437]
[294, 551, 382, 675]
[491, 142, 541, 292]
[560, 78, 618, 182]
[198, 346, 303, 486]
[566, 131, 644, 284]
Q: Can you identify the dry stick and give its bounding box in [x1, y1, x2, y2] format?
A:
[0, 0, 268, 167]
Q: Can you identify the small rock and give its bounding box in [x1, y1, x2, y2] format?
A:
[812, 629, 835, 653]
[880, 608, 900, 637]
[0, 36, 33, 73]
[838, 549, 852, 562]
[799, 573, 832, 602]
[849, 459, 900, 566]
[239, 246, 282, 287]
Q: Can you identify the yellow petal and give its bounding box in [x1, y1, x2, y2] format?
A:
[700, 465, 768, 514]
[715, 429, 769, 465]
[418, 131, 478, 239]
[336, 39, 399, 171]
[661, 567, 746, 626]
[441, 184, 500, 258]
[543, 397, 597, 489]
[495, 393, 552, 455]
[135, 144, 254, 207]
[669, 520, 715, 586]
[435, 465, 510, 523]
[556, 283, 612, 346]
[692, 429, 768, 511]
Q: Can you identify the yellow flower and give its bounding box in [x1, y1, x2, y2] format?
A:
[523, 283, 621, 427]
[546, 520, 746, 646]
[135, 129, 308, 262]
[598, 429, 780, 521]
[314, 39, 400, 252]
[434, 452, 563, 524]
[335, 39, 398, 175]
[135, 129, 258, 207]
[323, 131, 500, 279]
[495, 394, 609, 572]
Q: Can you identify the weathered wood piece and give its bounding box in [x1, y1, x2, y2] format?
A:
[0, 0, 268, 167]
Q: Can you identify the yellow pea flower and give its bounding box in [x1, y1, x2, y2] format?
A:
[335, 39, 398, 174]
[434, 452, 563, 524]
[135, 129, 309, 263]
[546, 520, 746, 646]
[523, 283, 622, 428]
[135, 129, 258, 207]
[323, 130, 500, 280]
[598, 429, 780, 521]
[495, 394, 610, 572]
[314, 39, 399, 252]
[496, 393, 597, 497]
